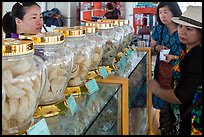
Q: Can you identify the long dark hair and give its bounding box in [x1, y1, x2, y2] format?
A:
[156, 2, 182, 25]
[2, 2, 40, 38]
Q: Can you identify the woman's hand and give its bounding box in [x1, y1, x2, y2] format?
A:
[155, 45, 168, 52]
[148, 79, 161, 96]
[163, 54, 174, 63]
[164, 54, 178, 63]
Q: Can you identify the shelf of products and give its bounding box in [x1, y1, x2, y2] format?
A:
[34, 82, 123, 135]
[115, 47, 153, 134]
[133, 7, 157, 47]
[3, 32, 152, 135]
[31, 49, 153, 135]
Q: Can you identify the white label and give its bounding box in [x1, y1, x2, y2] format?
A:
[160, 49, 170, 61]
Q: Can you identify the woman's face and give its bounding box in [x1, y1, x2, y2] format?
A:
[177, 24, 202, 46]
[16, 5, 43, 34]
[159, 6, 173, 25]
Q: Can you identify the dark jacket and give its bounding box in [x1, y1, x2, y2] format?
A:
[103, 10, 118, 19]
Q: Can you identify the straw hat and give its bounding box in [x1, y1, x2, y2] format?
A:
[172, 6, 202, 29]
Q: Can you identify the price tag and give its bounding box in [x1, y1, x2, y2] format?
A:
[126, 49, 132, 56]
[122, 53, 126, 60]
[132, 45, 137, 51]
[66, 95, 78, 115]
[122, 53, 126, 61]
[27, 118, 50, 135]
[118, 60, 124, 72]
[99, 66, 108, 79]
[85, 79, 99, 94]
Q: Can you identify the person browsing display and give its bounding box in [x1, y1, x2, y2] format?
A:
[103, 3, 119, 19]
[2, 2, 43, 38]
[148, 5, 202, 135]
[150, 2, 183, 110]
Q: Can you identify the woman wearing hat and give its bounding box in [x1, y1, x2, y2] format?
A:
[148, 6, 202, 135]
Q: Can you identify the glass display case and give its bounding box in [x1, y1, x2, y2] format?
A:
[33, 82, 126, 135]
[29, 48, 152, 135]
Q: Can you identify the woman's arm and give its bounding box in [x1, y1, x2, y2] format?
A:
[148, 79, 182, 104]
[150, 38, 159, 55]
[150, 38, 168, 55]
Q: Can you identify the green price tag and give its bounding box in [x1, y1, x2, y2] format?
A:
[121, 53, 126, 65]
[122, 52, 126, 61]
[132, 45, 137, 51]
[27, 118, 50, 135]
[126, 49, 132, 56]
[99, 66, 108, 79]
[85, 79, 99, 94]
[66, 95, 78, 115]
[118, 60, 124, 72]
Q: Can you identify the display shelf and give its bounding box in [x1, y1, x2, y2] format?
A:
[134, 7, 156, 14]
[30, 49, 152, 135]
[115, 47, 152, 134]
[34, 83, 122, 135]
[80, 2, 120, 22]
[133, 7, 157, 43]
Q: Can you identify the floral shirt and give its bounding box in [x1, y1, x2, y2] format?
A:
[171, 44, 202, 135]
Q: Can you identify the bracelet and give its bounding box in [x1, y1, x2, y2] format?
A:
[174, 56, 177, 60]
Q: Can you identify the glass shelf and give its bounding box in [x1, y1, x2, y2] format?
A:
[32, 49, 151, 135]
[34, 83, 121, 135]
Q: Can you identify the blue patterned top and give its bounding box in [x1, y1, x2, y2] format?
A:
[151, 24, 182, 66]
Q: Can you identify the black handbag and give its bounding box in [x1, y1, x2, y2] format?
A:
[159, 97, 202, 135]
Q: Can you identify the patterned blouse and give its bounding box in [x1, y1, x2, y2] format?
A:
[171, 44, 202, 135]
[151, 24, 182, 66]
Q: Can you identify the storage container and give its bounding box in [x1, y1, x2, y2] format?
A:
[21, 32, 74, 105]
[2, 38, 47, 135]
[54, 27, 95, 87]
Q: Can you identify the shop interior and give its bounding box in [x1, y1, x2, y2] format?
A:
[2, 2, 202, 135]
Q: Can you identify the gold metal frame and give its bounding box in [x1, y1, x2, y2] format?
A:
[96, 75, 129, 135]
[136, 47, 153, 135]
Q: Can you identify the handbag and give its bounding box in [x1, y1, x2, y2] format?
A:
[152, 25, 173, 109]
[154, 25, 173, 89]
[155, 61, 173, 89]
[153, 60, 173, 109]
[159, 97, 202, 135]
